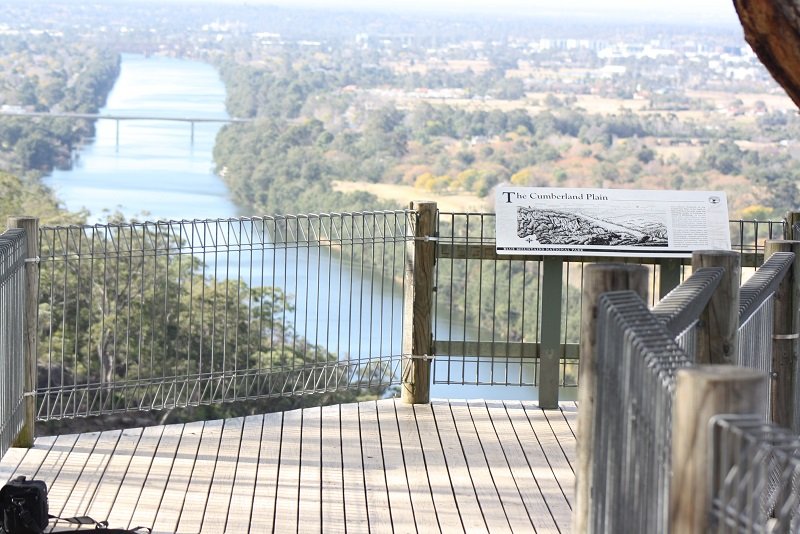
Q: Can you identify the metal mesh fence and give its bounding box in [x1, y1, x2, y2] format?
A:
[590, 250, 794, 532]
[710, 415, 800, 533]
[32, 213, 788, 416]
[674, 325, 697, 360]
[431, 215, 772, 388]
[433, 212, 542, 387]
[736, 251, 794, 420]
[36, 212, 412, 419]
[592, 291, 692, 533]
[651, 266, 725, 362]
[738, 296, 774, 419]
[0, 229, 26, 455]
[730, 219, 786, 268]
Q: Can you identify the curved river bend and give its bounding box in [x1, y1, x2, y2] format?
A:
[46, 54, 533, 400]
[47, 54, 237, 221]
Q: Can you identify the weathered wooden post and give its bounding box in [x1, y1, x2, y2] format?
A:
[764, 240, 800, 429]
[7, 217, 39, 448]
[692, 250, 740, 365]
[669, 366, 767, 533]
[574, 263, 648, 534]
[401, 201, 436, 404]
[785, 211, 800, 240]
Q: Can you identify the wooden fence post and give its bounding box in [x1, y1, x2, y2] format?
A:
[669, 366, 768, 533]
[765, 239, 800, 430]
[692, 250, 740, 365]
[574, 263, 648, 534]
[785, 211, 800, 240]
[7, 217, 39, 448]
[402, 201, 436, 404]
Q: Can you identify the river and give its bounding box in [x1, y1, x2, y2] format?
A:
[45, 53, 538, 400]
[47, 54, 238, 221]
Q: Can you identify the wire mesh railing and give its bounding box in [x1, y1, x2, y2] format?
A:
[738, 296, 774, 419]
[433, 213, 699, 388]
[433, 212, 543, 387]
[739, 251, 794, 325]
[591, 291, 693, 532]
[431, 215, 777, 388]
[736, 251, 794, 419]
[29, 211, 791, 419]
[0, 229, 26, 456]
[710, 415, 800, 532]
[36, 212, 412, 419]
[730, 219, 786, 267]
[589, 246, 796, 532]
[651, 266, 725, 361]
[589, 266, 732, 531]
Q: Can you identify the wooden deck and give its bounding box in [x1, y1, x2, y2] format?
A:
[0, 399, 576, 533]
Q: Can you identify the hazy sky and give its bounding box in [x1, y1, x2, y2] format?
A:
[86, 0, 744, 27]
[251, 0, 740, 24]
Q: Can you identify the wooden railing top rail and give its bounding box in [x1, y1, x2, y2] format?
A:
[651, 267, 724, 338]
[738, 251, 795, 325]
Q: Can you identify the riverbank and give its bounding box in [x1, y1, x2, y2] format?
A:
[331, 180, 490, 213]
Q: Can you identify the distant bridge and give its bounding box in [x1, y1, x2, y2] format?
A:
[0, 110, 254, 145]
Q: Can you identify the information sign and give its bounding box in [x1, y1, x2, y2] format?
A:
[495, 187, 730, 257]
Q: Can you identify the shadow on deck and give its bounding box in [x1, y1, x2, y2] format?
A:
[0, 399, 575, 533]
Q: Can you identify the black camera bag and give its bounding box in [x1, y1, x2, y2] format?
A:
[0, 476, 151, 534]
[0, 476, 48, 534]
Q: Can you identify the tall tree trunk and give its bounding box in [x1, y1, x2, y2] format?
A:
[734, 0, 800, 109]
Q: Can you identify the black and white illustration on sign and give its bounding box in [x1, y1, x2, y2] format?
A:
[516, 206, 668, 246]
[496, 187, 730, 258]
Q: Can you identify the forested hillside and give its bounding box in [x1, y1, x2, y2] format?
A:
[212, 44, 800, 218]
[0, 35, 119, 174]
[0, 171, 84, 225]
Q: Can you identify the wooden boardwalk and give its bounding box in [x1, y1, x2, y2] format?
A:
[0, 399, 576, 533]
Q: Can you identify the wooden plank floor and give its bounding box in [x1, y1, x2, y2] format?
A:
[0, 399, 576, 533]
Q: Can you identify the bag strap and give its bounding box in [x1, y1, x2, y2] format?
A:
[49, 513, 102, 527]
[49, 513, 151, 532]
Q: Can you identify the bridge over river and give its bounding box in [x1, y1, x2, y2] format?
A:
[0, 109, 253, 145]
